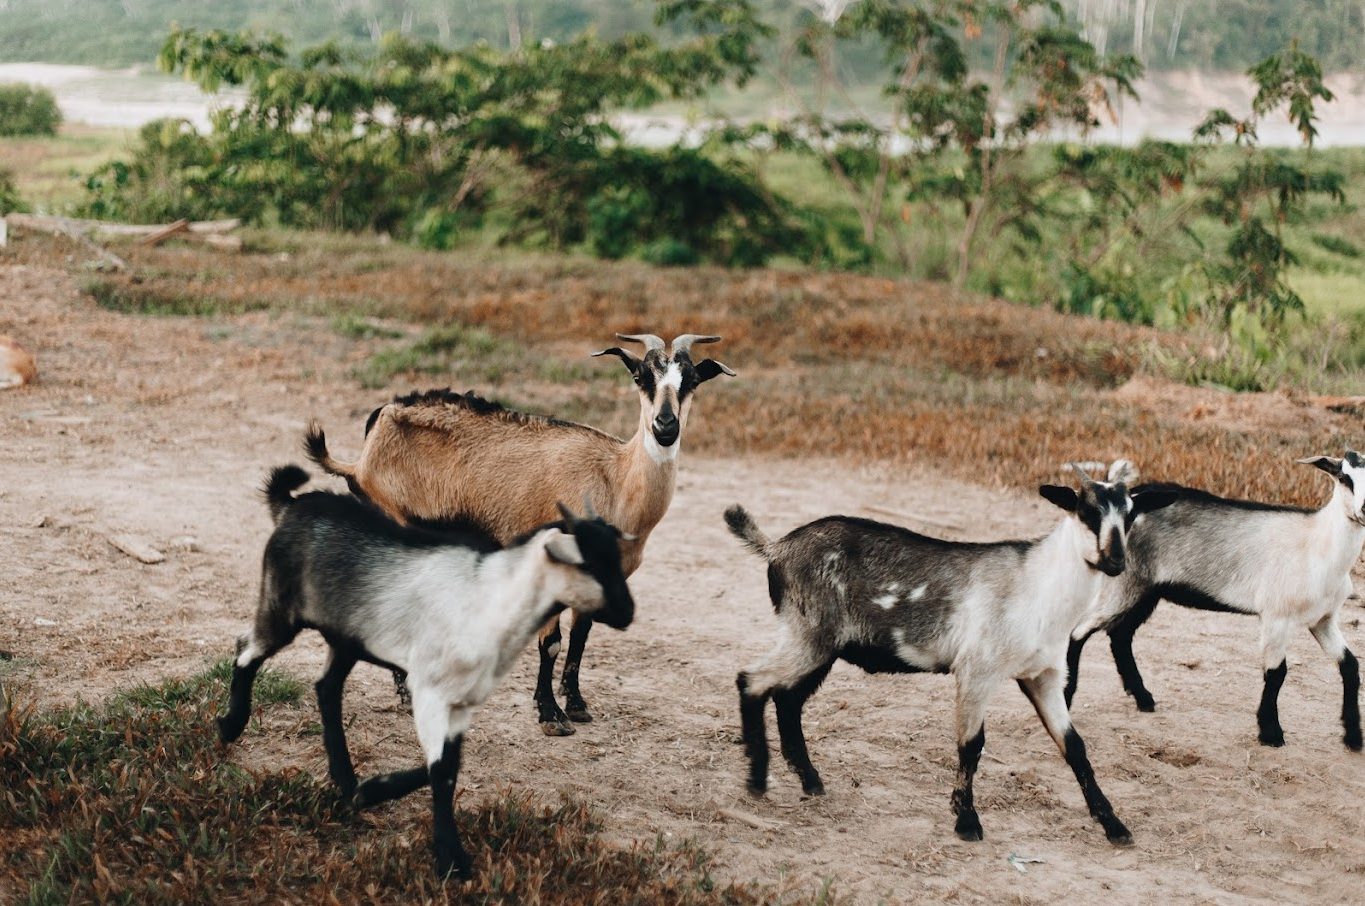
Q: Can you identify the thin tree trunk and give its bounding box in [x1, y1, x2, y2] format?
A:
[954, 28, 1012, 288]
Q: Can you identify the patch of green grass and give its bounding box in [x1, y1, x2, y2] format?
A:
[351, 323, 526, 389]
[83, 278, 272, 317]
[0, 124, 130, 213]
[330, 312, 406, 340]
[114, 659, 305, 712]
[0, 669, 833, 905]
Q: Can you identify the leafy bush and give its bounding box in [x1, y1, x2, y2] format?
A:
[77, 14, 805, 267]
[0, 166, 29, 214]
[0, 82, 61, 136]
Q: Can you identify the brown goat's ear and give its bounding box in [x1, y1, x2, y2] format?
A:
[695, 359, 735, 382]
[1039, 485, 1078, 512]
[545, 532, 585, 566]
[593, 347, 641, 375]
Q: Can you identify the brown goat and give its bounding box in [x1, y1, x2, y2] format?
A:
[0, 336, 36, 389]
[305, 332, 734, 735]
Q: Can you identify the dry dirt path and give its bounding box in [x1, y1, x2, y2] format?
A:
[3, 263, 1364, 905]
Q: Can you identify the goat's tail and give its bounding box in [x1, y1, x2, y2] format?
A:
[262, 465, 310, 524]
[304, 420, 359, 480]
[724, 505, 772, 560]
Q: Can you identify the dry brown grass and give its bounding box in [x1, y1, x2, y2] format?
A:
[10, 228, 1359, 507]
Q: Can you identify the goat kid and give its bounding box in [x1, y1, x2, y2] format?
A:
[305, 332, 733, 735]
[729, 465, 1175, 844]
[217, 466, 635, 880]
[1067, 452, 1365, 751]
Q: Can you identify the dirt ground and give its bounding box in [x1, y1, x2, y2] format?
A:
[3, 262, 1364, 906]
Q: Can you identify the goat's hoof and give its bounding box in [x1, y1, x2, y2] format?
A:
[1134, 698, 1156, 713]
[540, 719, 576, 737]
[1107, 830, 1134, 846]
[746, 778, 768, 798]
[565, 707, 593, 723]
[954, 816, 984, 842]
[800, 781, 825, 798]
[216, 715, 245, 744]
[1344, 733, 1362, 752]
[1258, 729, 1285, 747]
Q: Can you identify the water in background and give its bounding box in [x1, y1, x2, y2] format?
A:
[4, 62, 1365, 148]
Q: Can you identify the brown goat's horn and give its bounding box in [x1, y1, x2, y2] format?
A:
[615, 333, 666, 352]
[671, 334, 721, 356]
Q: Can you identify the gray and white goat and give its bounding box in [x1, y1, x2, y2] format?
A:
[217, 465, 635, 880]
[1067, 452, 1365, 751]
[727, 465, 1175, 844]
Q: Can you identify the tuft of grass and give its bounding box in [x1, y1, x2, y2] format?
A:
[330, 313, 406, 340]
[350, 323, 525, 389]
[0, 670, 834, 905]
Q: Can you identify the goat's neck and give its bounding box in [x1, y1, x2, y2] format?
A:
[475, 547, 569, 669]
[615, 416, 679, 539]
[1311, 485, 1365, 573]
[1030, 517, 1104, 627]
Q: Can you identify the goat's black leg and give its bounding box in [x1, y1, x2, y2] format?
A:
[1109, 591, 1162, 712]
[1064, 633, 1089, 709]
[736, 671, 772, 796]
[1257, 660, 1289, 747]
[391, 669, 412, 710]
[218, 631, 290, 743]
[772, 664, 832, 797]
[315, 646, 360, 799]
[1308, 616, 1361, 751]
[430, 734, 471, 881]
[560, 614, 594, 723]
[950, 677, 993, 841]
[951, 725, 986, 842]
[1019, 669, 1131, 845]
[534, 618, 573, 736]
[354, 767, 430, 808]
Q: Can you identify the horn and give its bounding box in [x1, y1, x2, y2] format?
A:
[1065, 462, 1096, 483]
[556, 501, 578, 525]
[671, 334, 721, 357]
[580, 491, 598, 520]
[615, 333, 666, 353]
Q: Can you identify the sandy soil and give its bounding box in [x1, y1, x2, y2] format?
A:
[3, 262, 1364, 905]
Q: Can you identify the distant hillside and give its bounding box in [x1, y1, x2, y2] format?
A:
[0, 1, 1361, 73]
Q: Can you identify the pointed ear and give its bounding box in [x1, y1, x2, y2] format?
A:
[593, 347, 641, 375]
[694, 359, 735, 383]
[1039, 485, 1078, 512]
[544, 532, 584, 567]
[1298, 455, 1343, 478]
[1132, 489, 1178, 514]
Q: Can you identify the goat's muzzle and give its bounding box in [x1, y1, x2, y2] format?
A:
[652, 413, 680, 447]
[597, 583, 636, 630]
[1090, 553, 1126, 577]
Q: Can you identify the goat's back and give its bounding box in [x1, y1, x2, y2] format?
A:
[354, 392, 625, 542]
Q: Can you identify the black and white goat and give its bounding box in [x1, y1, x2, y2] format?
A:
[727, 465, 1175, 844]
[1067, 452, 1365, 751]
[217, 466, 635, 880]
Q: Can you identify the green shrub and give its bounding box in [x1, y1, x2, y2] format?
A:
[0, 166, 29, 214]
[0, 82, 62, 136]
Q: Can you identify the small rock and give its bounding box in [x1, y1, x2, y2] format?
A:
[169, 535, 201, 552]
[34, 618, 57, 627]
